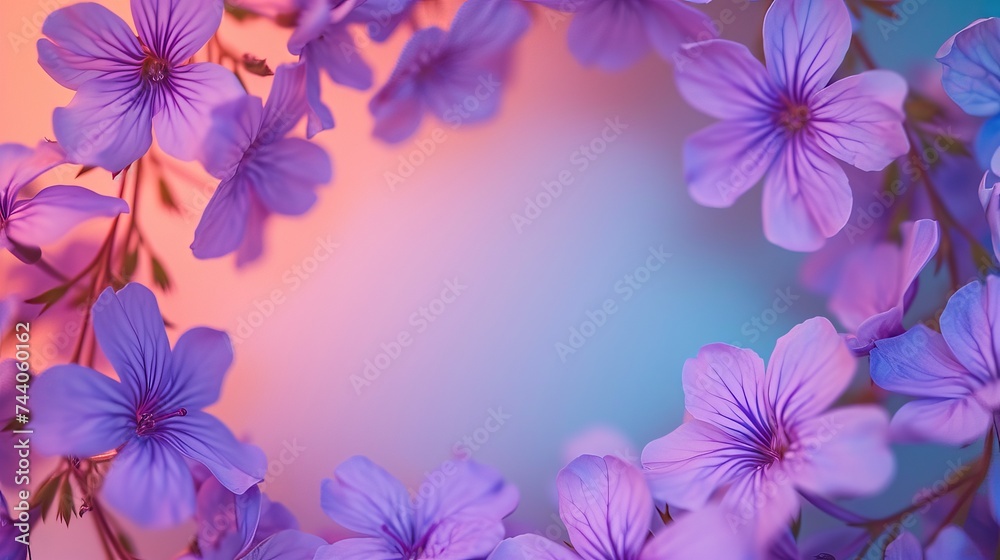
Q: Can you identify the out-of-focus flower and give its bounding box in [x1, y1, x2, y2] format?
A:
[38, 0, 243, 171]
[182, 480, 262, 560]
[286, 0, 373, 137]
[524, 0, 715, 71]
[769, 526, 867, 560]
[227, 0, 377, 136]
[314, 456, 517, 559]
[776, 481, 1000, 560]
[924, 527, 988, 560]
[870, 276, 1000, 447]
[241, 529, 327, 559]
[828, 219, 940, 355]
[32, 283, 266, 527]
[180, 477, 299, 560]
[346, 0, 419, 42]
[676, 0, 909, 251]
[883, 528, 987, 560]
[0, 300, 13, 334]
[193, 61, 331, 265]
[885, 532, 922, 559]
[0, 492, 27, 560]
[938, 18, 1000, 174]
[0, 142, 127, 264]
[0, 362, 24, 490]
[925, 495, 998, 558]
[487, 454, 755, 560]
[642, 317, 894, 543]
[803, 64, 987, 296]
[368, 0, 530, 143]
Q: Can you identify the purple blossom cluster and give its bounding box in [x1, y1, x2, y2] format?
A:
[3, 0, 1000, 558]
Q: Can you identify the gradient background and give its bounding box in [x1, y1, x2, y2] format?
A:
[0, 0, 995, 557]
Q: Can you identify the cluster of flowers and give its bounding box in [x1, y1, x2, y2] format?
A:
[4, 0, 1000, 557]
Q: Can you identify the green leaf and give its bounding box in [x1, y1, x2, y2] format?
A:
[32, 473, 62, 522]
[224, 3, 259, 20]
[119, 531, 137, 555]
[56, 475, 75, 526]
[158, 178, 181, 213]
[121, 249, 139, 283]
[151, 256, 172, 292]
[25, 284, 69, 313]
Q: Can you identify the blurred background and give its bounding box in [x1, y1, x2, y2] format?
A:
[0, 0, 995, 556]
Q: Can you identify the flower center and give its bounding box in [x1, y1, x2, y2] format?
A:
[141, 53, 170, 83]
[756, 424, 796, 467]
[135, 407, 187, 436]
[777, 103, 811, 133]
[974, 380, 1000, 411]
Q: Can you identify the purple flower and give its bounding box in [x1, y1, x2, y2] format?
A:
[368, 0, 529, 143]
[885, 532, 924, 560]
[776, 522, 979, 560]
[241, 530, 327, 560]
[180, 477, 299, 560]
[0, 301, 12, 334]
[676, 0, 909, 250]
[0, 492, 26, 560]
[925, 528, 987, 560]
[938, 18, 1000, 174]
[249, 495, 301, 549]
[38, 0, 244, 172]
[802, 65, 987, 293]
[870, 276, 1000, 446]
[524, 0, 715, 71]
[284, 0, 373, 137]
[315, 456, 517, 559]
[224, 0, 367, 139]
[192, 61, 332, 265]
[346, 0, 418, 42]
[828, 219, 940, 355]
[926, 495, 998, 558]
[769, 526, 881, 560]
[642, 317, 894, 542]
[487, 455, 755, 560]
[32, 283, 266, 527]
[0, 141, 127, 263]
[184, 480, 263, 560]
[883, 528, 987, 560]
[0, 362, 25, 489]
[804, 152, 985, 297]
